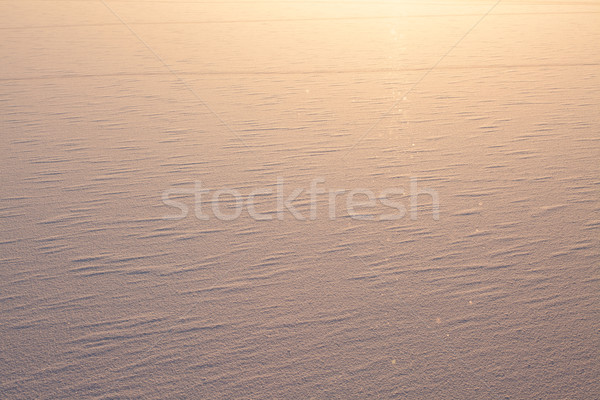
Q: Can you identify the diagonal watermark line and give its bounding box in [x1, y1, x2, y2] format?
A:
[99, 0, 251, 150]
[98, 0, 255, 386]
[341, 0, 503, 159]
[341, 2, 503, 393]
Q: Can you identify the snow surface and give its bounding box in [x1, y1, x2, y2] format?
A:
[1, 1, 599, 399]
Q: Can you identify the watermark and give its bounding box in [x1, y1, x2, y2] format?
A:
[162, 177, 439, 221]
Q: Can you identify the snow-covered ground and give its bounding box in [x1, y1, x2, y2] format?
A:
[1, 1, 599, 398]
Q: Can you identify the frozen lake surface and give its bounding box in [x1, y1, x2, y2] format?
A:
[1, 1, 599, 398]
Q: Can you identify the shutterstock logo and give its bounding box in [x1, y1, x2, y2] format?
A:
[162, 177, 439, 221]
